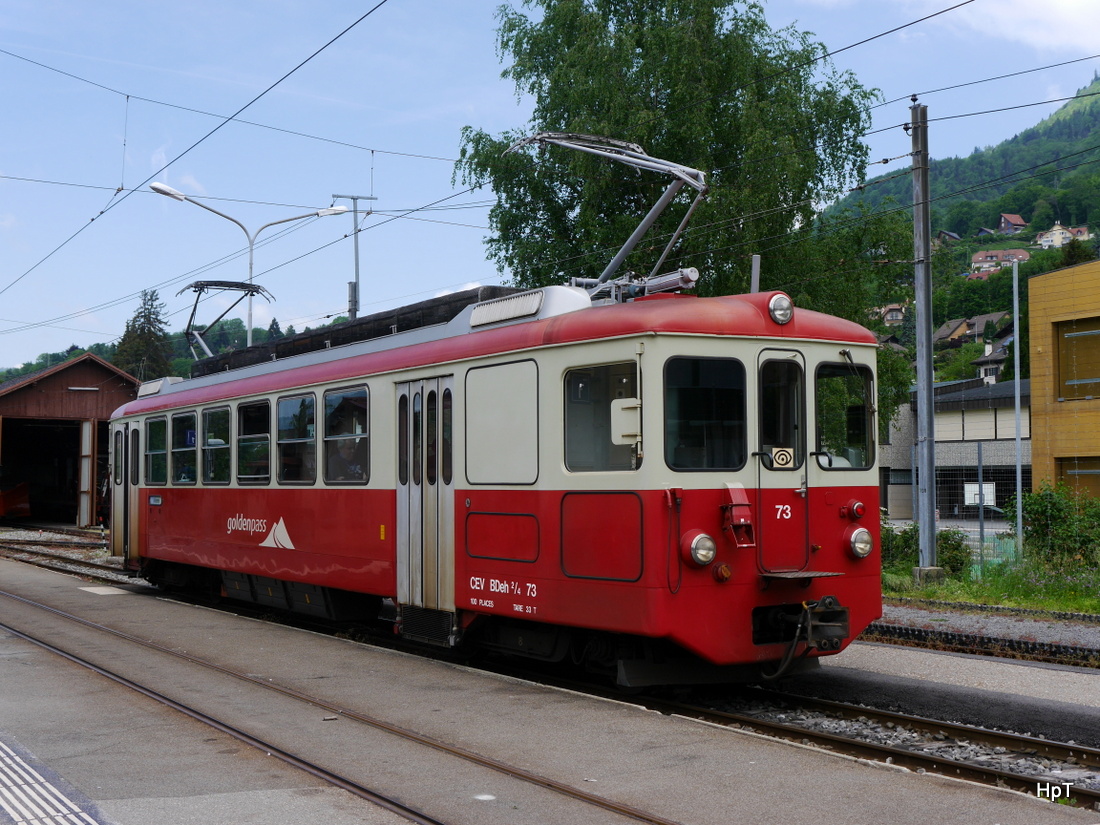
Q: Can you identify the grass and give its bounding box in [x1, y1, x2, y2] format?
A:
[882, 558, 1100, 615]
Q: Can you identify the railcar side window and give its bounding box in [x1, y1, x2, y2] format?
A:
[664, 357, 746, 471]
[398, 394, 409, 485]
[202, 408, 231, 484]
[426, 390, 438, 485]
[277, 395, 316, 484]
[144, 418, 167, 485]
[565, 362, 640, 472]
[323, 387, 368, 484]
[412, 393, 423, 485]
[441, 388, 453, 485]
[815, 363, 874, 470]
[759, 360, 805, 470]
[170, 413, 197, 484]
[237, 402, 270, 484]
[113, 430, 123, 485]
[130, 430, 140, 487]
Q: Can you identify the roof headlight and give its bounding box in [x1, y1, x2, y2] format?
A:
[681, 530, 718, 567]
[849, 526, 873, 559]
[768, 293, 794, 325]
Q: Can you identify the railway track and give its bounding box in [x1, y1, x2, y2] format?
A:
[5, 535, 1099, 810]
[0, 540, 129, 582]
[861, 621, 1100, 667]
[7, 530, 1100, 668]
[0, 587, 682, 825]
[452, 657, 1100, 811]
[656, 687, 1100, 810]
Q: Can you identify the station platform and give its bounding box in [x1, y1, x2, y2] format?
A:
[0, 559, 1093, 825]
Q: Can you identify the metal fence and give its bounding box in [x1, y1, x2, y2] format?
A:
[879, 373, 1033, 574]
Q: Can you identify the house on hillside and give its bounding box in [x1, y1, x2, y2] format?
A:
[933, 318, 970, 346]
[998, 213, 1027, 234]
[876, 331, 907, 354]
[1036, 223, 1092, 249]
[969, 311, 1010, 342]
[971, 320, 1015, 384]
[933, 312, 1009, 349]
[878, 303, 906, 326]
[971, 248, 1030, 273]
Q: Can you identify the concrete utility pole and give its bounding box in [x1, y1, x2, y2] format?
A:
[910, 99, 938, 574]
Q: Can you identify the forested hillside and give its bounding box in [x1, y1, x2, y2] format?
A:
[836, 75, 1100, 232]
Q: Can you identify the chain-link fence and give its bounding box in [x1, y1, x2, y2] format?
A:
[880, 375, 1030, 574]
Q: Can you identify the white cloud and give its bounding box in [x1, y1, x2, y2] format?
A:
[435, 281, 483, 297]
[909, 0, 1100, 52]
[178, 174, 207, 196]
[150, 145, 169, 176]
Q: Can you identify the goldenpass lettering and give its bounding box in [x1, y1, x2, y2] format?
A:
[226, 514, 268, 536]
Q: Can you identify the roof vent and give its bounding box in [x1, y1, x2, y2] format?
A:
[470, 290, 545, 327]
[136, 376, 184, 397]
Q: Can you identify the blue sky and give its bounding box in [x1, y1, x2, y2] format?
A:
[2, 0, 1099, 369]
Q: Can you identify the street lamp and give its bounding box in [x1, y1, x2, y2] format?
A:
[332, 193, 378, 320]
[150, 182, 347, 346]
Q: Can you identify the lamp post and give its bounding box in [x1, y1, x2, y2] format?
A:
[332, 193, 377, 320]
[151, 183, 347, 346]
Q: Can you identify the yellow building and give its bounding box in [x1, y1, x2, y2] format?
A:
[1029, 260, 1100, 496]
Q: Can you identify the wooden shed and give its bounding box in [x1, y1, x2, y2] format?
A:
[0, 353, 138, 527]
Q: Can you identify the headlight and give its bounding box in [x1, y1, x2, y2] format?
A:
[849, 527, 873, 558]
[768, 293, 794, 325]
[681, 530, 717, 566]
[692, 534, 717, 565]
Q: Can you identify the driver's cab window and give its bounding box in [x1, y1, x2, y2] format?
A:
[565, 362, 639, 471]
[759, 359, 804, 470]
[815, 363, 874, 470]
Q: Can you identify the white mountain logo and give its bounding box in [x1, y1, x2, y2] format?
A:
[259, 518, 295, 550]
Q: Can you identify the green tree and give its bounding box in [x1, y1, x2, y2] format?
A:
[455, 0, 875, 296]
[876, 344, 914, 436]
[1030, 198, 1054, 231]
[1060, 236, 1096, 267]
[170, 357, 194, 378]
[773, 201, 913, 326]
[981, 319, 998, 343]
[86, 342, 116, 361]
[114, 290, 172, 380]
[267, 318, 285, 341]
[935, 341, 984, 382]
[943, 199, 981, 237]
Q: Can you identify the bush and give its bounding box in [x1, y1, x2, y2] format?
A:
[880, 514, 918, 570]
[879, 516, 972, 578]
[935, 527, 973, 577]
[1017, 481, 1100, 564]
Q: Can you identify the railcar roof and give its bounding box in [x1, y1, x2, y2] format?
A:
[114, 286, 876, 417]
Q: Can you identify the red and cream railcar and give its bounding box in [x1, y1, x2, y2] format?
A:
[109, 285, 881, 684]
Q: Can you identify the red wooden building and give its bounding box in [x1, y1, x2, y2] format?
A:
[0, 353, 138, 526]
